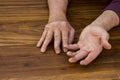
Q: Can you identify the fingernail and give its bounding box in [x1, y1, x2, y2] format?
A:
[41, 48, 45, 52]
[67, 51, 71, 55]
[69, 58, 75, 63]
[63, 48, 68, 52]
[36, 44, 40, 47]
[80, 61, 88, 65]
[56, 50, 61, 54]
[67, 51, 70, 55]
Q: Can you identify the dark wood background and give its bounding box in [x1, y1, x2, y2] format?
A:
[0, 0, 120, 80]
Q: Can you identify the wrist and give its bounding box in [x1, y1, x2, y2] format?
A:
[90, 10, 119, 31]
[48, 12, 67, 23]
[48, 17, 67, 23]
[90, 21, 109, 31]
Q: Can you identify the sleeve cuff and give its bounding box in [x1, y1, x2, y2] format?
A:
[104, 0, 120, 25]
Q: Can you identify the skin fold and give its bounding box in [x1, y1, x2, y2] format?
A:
[37, 0, 119, 65]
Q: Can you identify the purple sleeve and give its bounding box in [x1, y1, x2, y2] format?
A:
[105, 0, 120, 23]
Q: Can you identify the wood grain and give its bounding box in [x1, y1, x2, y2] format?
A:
[0, 0, 120, 80]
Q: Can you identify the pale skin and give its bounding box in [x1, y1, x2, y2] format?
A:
[37, 0, 119, 65]
[37, 0, 75, 54]
[66, 10, 119, 65]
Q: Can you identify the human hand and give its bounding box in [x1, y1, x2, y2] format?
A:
[66, 25, 111, 65]
[37, 21, 75, 54]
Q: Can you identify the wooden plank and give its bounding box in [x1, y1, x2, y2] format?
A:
[0, 0, 120, 80]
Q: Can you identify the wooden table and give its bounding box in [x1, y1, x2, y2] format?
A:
[0, 0, 120, 80]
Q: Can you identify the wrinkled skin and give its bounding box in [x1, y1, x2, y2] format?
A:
[66, 25, 111, 65]
[37, 21, 75, 54]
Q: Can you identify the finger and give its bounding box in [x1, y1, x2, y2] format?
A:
[68, 28, 75, 44]
[69, 50, 88, 63]
[66, 44, 79, 50]
[102, 39, 111, 49]
[101, 36, 111, 49]
[80, 51, 99, 65]
[62, 29, 69, 52]
[54, 30, 61, 54]
[41, 30, 53, 52]
[67, 51, 76, 57]
[37, 30, 47, 47]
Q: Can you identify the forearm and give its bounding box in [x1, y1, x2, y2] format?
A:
[90, 10, 119, 31]
[48, 0, 68, 22]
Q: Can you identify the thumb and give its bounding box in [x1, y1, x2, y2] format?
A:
[101, 35, 111, 50]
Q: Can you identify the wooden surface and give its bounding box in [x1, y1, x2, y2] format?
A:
[0, 0, 120, 80]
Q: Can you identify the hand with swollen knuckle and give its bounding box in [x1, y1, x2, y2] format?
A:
[37, 20, 74, 54]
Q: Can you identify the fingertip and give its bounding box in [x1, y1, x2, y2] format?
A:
[56, 52, 60, 55]
[67, 51, 75, 57]
[102, 40, 112, 50]
[68, 58, 73, 63]
[68, 59, 71, 63]
[67, 51, 71, 55]
[36, 40, 42, 47]
[107, 44, 112, 50]
[54, 45, 61, 54]
[55, 50, 61, 54]
[36, 45, 39, 47]
[108, 42, 112, 49]
[63, 48, 68, 52]
[40, 48, 46, 53]
[68, 58, 76, 63]
[101, 37, 112, 50]
[80, 60, 89, 65]
[36, 43, 40, 47]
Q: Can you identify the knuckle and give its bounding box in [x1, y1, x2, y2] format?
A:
[106, 33, 110, 39]
[47, 37, 51, 40]
[46, 34, 51, 39]
[45, 26, 49, 30]
[90, 47, 95, 52]
[61, 21, 67, 26]
[40, 36, 44, 40]
[54, 45, 59, 50]
[54, 46, 58, 49]
[61, 22, 69, 29]
[54, 34, 60, 38]
[46, 22, 60, 30]
[41, 33, 44, 37]
[90, 47, 99, 52]
[72, 28, 75, 33]
[45, 24, 49, 28]
[45, 39, 49, 42]
[63, 38, 68, 42]
[63, 44, 67, 48]
[63, 29, 69, 32]
[74, 56, 80, 61]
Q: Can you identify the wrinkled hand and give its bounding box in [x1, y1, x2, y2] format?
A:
[66, 25, 111, 65]
[37, 21, 75, 54]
